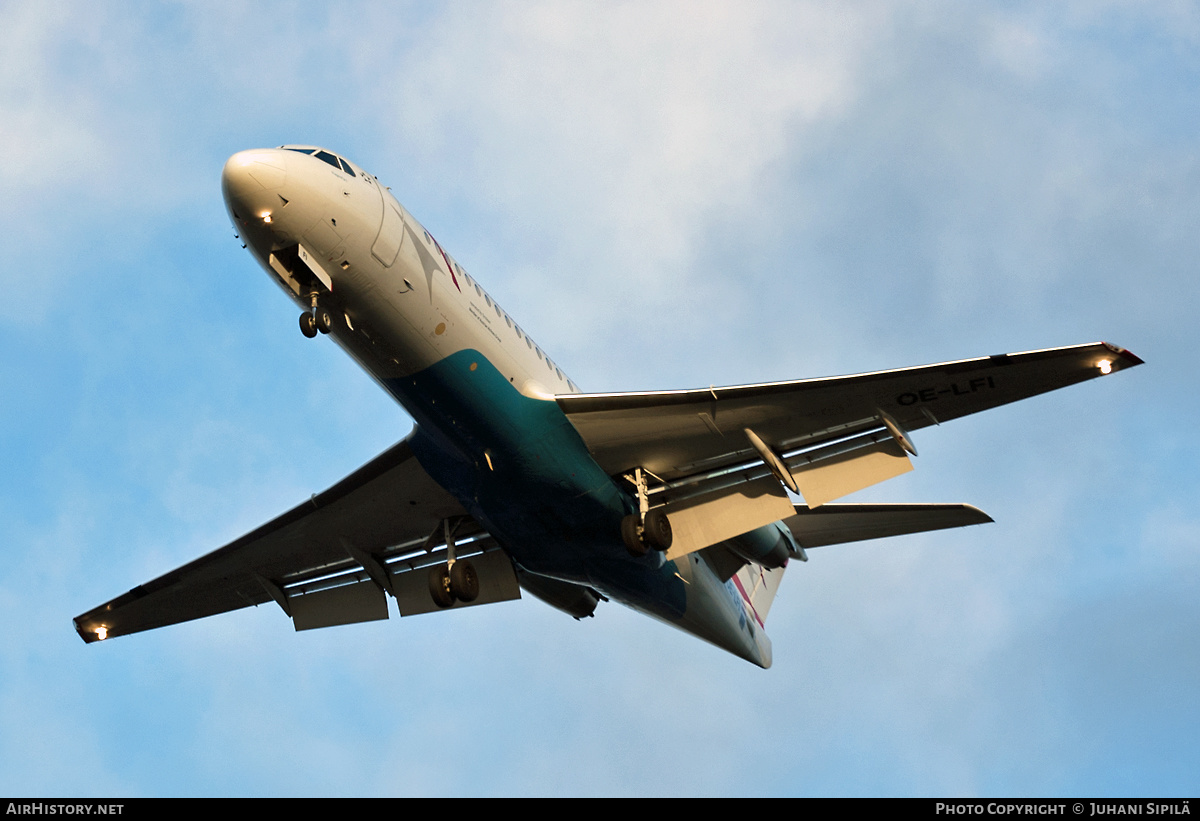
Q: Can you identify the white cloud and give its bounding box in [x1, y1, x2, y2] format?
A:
[354, 3, 884, 352]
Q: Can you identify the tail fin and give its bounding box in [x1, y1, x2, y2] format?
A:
[702, 520, 796, 626]
[733, 561, 787, 627]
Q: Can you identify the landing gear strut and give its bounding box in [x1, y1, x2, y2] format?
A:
[621, 468, 673, 557]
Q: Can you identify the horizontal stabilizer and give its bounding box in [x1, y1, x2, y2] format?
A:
[783, 503, 993, 548]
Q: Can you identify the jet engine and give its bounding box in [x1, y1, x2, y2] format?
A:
[516, 569, 602, 620]
[724, 522, 797, 569]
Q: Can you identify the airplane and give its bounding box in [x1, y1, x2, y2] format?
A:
[72, 145, 1142, 668]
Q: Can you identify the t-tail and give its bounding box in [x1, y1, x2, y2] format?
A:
[669, 521, 798, 668]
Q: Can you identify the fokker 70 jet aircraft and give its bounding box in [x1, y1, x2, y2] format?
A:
[74, 146, 1141, 667]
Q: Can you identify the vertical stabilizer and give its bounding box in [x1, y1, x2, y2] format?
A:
[733, 561, 787, 627]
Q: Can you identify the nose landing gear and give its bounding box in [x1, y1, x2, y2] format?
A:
[299, 290, 334, 338]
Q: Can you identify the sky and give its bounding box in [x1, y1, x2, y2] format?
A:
[1, 0, 1196, 797]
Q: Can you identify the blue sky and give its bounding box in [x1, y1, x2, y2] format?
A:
[1, 1, 1196, 796]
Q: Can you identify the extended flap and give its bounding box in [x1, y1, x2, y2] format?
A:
[395, 549, 522, 616]
[790, 439, 912, 508]
[290, 579, 388, 631]
[663, 476, 797, 560]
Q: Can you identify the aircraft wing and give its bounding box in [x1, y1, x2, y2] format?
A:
[73, 437, 514, 643]
[557, 342, 1142, 482]
[558, 342, 1140, 558]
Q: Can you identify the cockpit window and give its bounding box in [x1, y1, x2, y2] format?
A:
[281, 146, 354, 176]
[314, 150, 342, 170]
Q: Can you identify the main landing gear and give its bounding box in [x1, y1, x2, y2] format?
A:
[620, 467, 673, 557]
[428, 560, 480, 608]
[428, 519, 480, 608]
[299, 290, 334, 338]
[621, 508, 672, 557]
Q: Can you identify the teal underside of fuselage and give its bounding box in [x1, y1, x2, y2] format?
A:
[382, 349, 689, 620]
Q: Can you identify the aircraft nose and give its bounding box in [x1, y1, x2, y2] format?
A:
[221, 149, 287, 216]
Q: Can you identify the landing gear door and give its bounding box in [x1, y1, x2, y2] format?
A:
[394, 549, 522, 617]
[297, 243, 333, 291]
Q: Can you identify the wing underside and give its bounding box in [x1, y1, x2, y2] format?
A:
[77, 343, 1140, 644]
[557, 342, 1141, 481]
[556, 342, 1140, 562]
[74, 438, 519, 643]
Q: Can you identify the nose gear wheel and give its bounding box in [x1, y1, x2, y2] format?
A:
[300, 289, 335, 338]
[315, 306, 334, 334]
[299, 312, 318, 338]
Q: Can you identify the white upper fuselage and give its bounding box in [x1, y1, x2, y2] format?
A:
[221, 146, 579, 403]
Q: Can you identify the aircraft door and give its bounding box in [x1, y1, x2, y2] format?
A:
[372, 201, 404, 266]
[366, 174, 403, 267]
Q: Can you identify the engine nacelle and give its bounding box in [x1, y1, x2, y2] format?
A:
[724, 522, 796, 569]
[517, 569, 602, 620]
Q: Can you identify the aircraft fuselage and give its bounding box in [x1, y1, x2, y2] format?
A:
[221, 147, 773, 666]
